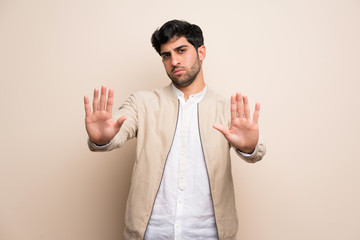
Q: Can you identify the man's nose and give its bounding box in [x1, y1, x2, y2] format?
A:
[171, 55, 180, 66]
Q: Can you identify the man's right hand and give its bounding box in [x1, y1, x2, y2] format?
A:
[84, 85, 126, 146]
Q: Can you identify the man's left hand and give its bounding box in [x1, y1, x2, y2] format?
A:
[213, 92, 260, 154]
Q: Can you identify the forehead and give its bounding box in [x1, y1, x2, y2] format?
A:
[160, 36, 193, 53]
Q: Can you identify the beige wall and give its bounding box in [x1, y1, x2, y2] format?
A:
[1, 0, 359, 239]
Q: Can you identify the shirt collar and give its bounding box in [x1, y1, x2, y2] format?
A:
[171, 84, 207, 104]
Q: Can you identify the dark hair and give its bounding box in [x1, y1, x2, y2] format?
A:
[151, 20, 204, 55]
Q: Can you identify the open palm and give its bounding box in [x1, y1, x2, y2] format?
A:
[84, 86, 126, 145]
[213, 93, 260, 154]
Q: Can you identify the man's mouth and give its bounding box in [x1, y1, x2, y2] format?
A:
[173, 68, 185, 75]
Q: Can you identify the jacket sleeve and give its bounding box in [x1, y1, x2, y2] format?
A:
[88, 93, 139, 152]
[233, 137, 266, 163]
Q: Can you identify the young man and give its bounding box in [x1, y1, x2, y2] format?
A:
[84, 20, 266, 240]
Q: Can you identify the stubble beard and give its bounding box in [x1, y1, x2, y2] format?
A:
[167, 57, 201, 88]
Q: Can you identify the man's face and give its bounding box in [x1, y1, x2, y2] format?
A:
[160, 36, 204, 88]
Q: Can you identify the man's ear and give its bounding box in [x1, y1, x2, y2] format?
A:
[197, 45, 206, 61]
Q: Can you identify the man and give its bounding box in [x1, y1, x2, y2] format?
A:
[84, 20, 266, 240]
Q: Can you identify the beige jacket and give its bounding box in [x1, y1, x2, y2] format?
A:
[88, 84, 266, 240]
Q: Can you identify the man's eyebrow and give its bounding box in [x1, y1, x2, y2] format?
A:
[160, 45, 189, 56]
[160, 51, 170, 56]
[174, 44, 189, 51]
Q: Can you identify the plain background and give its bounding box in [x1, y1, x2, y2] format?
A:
[1, 0, 359, 239]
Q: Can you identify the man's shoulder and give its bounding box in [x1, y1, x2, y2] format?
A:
[130, 84, 170, 97]
[128, 84, 176, 104]
[203, 87, 228, 105]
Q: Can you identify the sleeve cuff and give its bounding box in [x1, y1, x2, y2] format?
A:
[88, 140, 111, 149]
[235, 145, 258, 158]
[233, 138, 266, 163]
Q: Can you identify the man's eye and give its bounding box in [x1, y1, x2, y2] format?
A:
[178, 49, 185, 53]
[162, 54, 170, 60]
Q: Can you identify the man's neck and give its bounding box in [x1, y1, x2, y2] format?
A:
[174, 74, 205, 101]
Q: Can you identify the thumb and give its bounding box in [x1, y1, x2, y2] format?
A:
[115, 116, 127, 130]
[213, 123, 228, 136]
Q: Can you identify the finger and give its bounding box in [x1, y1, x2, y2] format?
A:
[84, 96, 91, 117]
[92, 88, 99, 113]
[236, 92, 243, 118]
[243, 95, 250, 119]
[230, 95, 236, 120]
[99, 85, 107, 111]
[115, 116, 127, 131]
[253, 102, 260, 124]
[213, 123, 229, 136]
[106, 88, 114, 113]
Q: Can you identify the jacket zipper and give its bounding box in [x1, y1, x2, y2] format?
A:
[143, 100, 180, 239]
[197, 103, 220, 240]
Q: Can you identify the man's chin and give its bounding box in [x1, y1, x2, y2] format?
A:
[171, 79, 194, 88]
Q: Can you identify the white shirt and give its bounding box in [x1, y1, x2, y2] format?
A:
[145, 85, 218, 240]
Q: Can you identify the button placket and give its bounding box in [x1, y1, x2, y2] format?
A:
[175, 102, 188, 240]
[179, 104, 188, 191]
[174, 188, 184, 240]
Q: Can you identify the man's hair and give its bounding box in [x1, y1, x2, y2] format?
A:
[151, 20, 204, 55]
